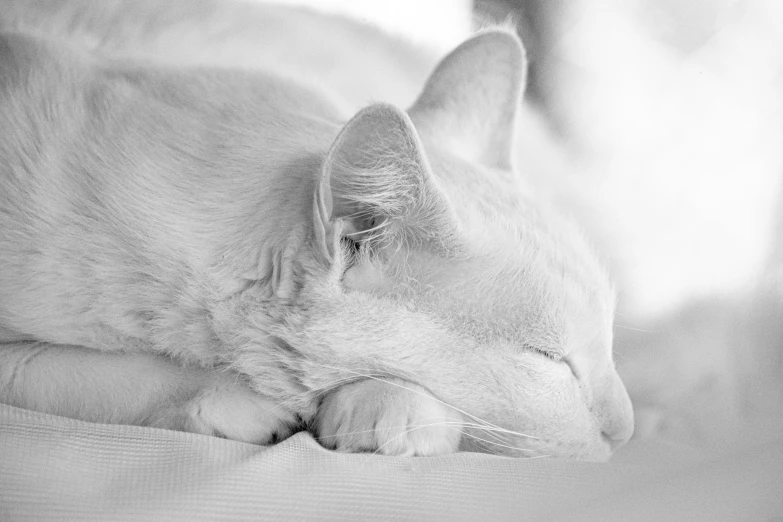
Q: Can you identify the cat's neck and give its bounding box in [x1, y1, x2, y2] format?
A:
[2, 36, 345, 358]
[96, 63, 345, 293]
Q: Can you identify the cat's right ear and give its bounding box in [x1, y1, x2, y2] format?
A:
[409, 29, 527, 170]
[313, 103, 457, 264]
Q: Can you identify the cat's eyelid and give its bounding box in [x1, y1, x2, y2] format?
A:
[540, 349, 563, 362]
[524, 344, 563, 362]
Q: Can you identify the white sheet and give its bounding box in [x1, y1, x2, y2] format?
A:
[1, 403, 780, 521]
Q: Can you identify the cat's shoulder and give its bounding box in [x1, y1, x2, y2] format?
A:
[0, 31, 99, 97]
[1, 32, 65, 72]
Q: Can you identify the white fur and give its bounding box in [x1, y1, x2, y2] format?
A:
[0, 1, 633, 459]
[317, 378, 463, 456]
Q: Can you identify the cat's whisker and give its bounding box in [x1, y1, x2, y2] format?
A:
[465, 437, 495, 456]
[463, 432, 527, 451]
[319, 418, 462, 441]
[614, 323, 657, 334]
[372, 425, 423, 455]
[459, 430, 536, 454]
[267, 373, 387, 413]
[455, 421, 535, 440]
[453, 423, 513, 446]
[371, 421, 465, 456]
[327, 365, 526, 439]
[312, 362, 541, 441]
[427, 419, 511, 443]
[297, 375, 371, 397]
[224, 377, 355, 424]
[438, 421, 520, 449]
[272, 363, 541, 454]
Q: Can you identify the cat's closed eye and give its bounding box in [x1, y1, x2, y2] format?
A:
[535, 349, 581, 380]
[528, 345, 563, 362]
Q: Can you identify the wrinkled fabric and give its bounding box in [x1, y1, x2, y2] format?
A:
[0, 403, 780, 521]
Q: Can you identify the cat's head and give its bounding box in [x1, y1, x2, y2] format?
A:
[285, 29, 633, 460]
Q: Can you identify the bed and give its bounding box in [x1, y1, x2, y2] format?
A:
[2, 403, 781, 520]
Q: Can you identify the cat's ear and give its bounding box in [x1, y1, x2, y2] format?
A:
[409, 30, 526, 170]
[314, 103, 457, 263]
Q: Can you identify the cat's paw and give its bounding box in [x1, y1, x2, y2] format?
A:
[149, 372, 299, 444]
[315, 378, 462, 456]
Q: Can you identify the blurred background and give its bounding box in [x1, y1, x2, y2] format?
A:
[268, 0, 783, 453]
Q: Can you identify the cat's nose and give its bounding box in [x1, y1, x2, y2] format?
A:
[601, 428, 630, 451]
[598, 373, 634, 450]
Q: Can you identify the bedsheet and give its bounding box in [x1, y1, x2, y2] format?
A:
[1, 403, 781, 521]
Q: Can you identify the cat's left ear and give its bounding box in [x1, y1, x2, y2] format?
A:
[313, 103, 458, 264]
[409, 29, 527, 170]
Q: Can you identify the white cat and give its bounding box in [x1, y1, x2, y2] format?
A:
[0, 1, 633, 460]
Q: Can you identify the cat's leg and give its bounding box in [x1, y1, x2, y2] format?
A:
[0, 342, 299, 443]
[315, 378, 463, 456]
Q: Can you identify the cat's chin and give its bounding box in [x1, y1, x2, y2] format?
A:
[458, 429, 618, 461]
[567, 435, 620, 461]
[580, 443, 614, 462]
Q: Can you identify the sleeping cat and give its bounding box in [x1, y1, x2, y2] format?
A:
[0, 2, 633, 460]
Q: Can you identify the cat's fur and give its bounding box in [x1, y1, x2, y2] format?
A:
[0, 1, 633, 459]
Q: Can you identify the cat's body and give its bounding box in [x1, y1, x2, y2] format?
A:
[0, 0, 633, 459]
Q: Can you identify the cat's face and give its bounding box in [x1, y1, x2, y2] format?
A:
[286, 30, 633, 460]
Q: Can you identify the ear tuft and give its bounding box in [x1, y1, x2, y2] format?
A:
[409, 29, 527, 170]
[324, 104, 427, 225]
[313, 104, 458, 263]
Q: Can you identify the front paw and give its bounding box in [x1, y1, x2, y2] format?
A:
[315, 378, 462, 456]
[148, 372, 299, 444]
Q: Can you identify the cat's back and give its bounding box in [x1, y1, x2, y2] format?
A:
[0, 32, 84, 118]
[0, 29, 344, 346]
[0, 32, 96, 205]
[0, 0, 436, 113]
[0, 29, 341, 201]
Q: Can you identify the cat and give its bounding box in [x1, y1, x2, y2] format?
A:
[0, 0, 633, 460]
